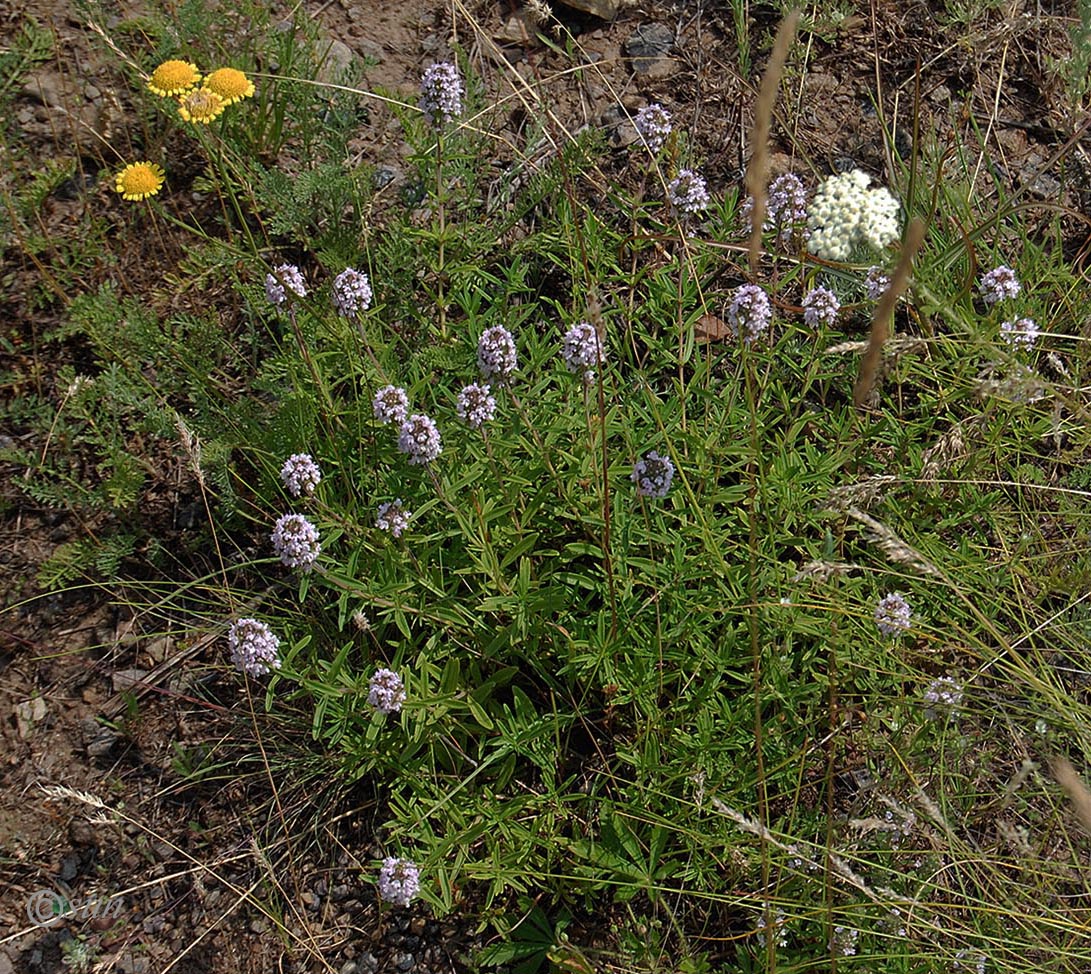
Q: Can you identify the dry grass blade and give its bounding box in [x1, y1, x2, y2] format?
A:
[745, 9, 800, 277]
[853, 217, 926, 408]
[1051, 756, 1091, 836]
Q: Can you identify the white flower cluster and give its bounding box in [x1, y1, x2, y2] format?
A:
[807, 169, 900, 261]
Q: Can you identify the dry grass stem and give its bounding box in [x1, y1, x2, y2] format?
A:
[853, 217, 926, 408]
[1051, 757, 1091, 837]
[745, 9, 800, 277]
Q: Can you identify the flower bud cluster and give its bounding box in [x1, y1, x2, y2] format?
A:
[667, 168, 710, 218]
[875, 592, 911, 636]
[271, 513, 321, 571]
[376, 500, 412, 538]
[562, 322, 605, 383]
[419, 62, 463, 125]
[279, 453, 322, 498]
[634, 103, 672, 153]
[632, 451, 675, 499]
[227, 618, 282, 677]
[265, 264, 307, 307]
[368, 668, 407, 714]
[456, 383, 496, 429]
[477, 326, 518, 382]
[727, 284, 772, 344]
[332, 268, 373, 317]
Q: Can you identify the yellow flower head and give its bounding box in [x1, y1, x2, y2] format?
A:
[148, 59, 201, 98]
[204, 67, 255, 106]
[114, 161, 165, 201]
[178, 87, 226, 124]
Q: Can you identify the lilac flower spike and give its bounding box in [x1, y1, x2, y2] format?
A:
[864, 265, 890, 300]
[332, 268, 373, 316]
[727, 284, 772, 344]
[373, 385, 410, 426]
[741, 173, 808, 244]
[477, 326, 517, 382]
[979, 265, 1021, 304]
[271, 513, 321, 571]
[801, 286, 840, 328]
[667, 168, 710, 218]
[923, 676, 963, 719]
[457, 383, 496, 429]
[562, 321, 605, 382]
[376, 500, 412, 538]
[280, 453, 321, 498]
[875, 592, 911, 637]
[419, 62, 463, 125]
[634, 103, 672, 153]
[1000, 317, 1039, 348]
[398, 413, 443, 464]
[378, 856, 420, 907]
[228, 618, 282, 677]
[368, 667, 407, 714]
[632, 451, 675, 499]
[265, 264, 307, 307]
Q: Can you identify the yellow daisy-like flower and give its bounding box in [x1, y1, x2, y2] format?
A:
[204, 67, 255, 107]
[114, 161, 165, 201]
[148, 59, 201, 98]
[177, 87, 226, 124]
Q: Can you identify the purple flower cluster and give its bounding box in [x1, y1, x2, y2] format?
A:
[979, 265, 1021, 304]
[271, 513, 321, 571]
[227, 618, 282, 677]
[332, 268, 373, 317]
[632, 450, 675, 499]
[727, 284, 772, 344]
[634, 103, 672, 153]
[279, 453, 321, 498]
[369, 668, 406, 714]
[864, 265, 890, 300]
[265, 263, 307, 307]
[376, 499, 412, 538]
[801, 286, 840, 328]
[561, 321, 605, 382]
[667, 168, 710, 218]
[875, 592, 911, 636]
[419, 62, 462, 125]
[476, 326, 517, 382]
[377, 856, 420, 907]
[767, 173, 808, 227]
[830, 925, 859, 957]
[741, 173, 808, 243]
[923, 675, 963, 718]
[373, 385, 410, 426]
[456, 383, 496, 429]
[1000, 317, 1039, 348]
[398, 413, 442, 464]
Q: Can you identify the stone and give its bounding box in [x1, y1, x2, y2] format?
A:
[626, 23, 675, 75]
[496, 13, 539, 45]
[145, 635, 173, 664]
[14, 697, 46, 739]
[557, 0, 620, 18]
[317, 38, 362, 86]
[111, 668, 147, 692]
